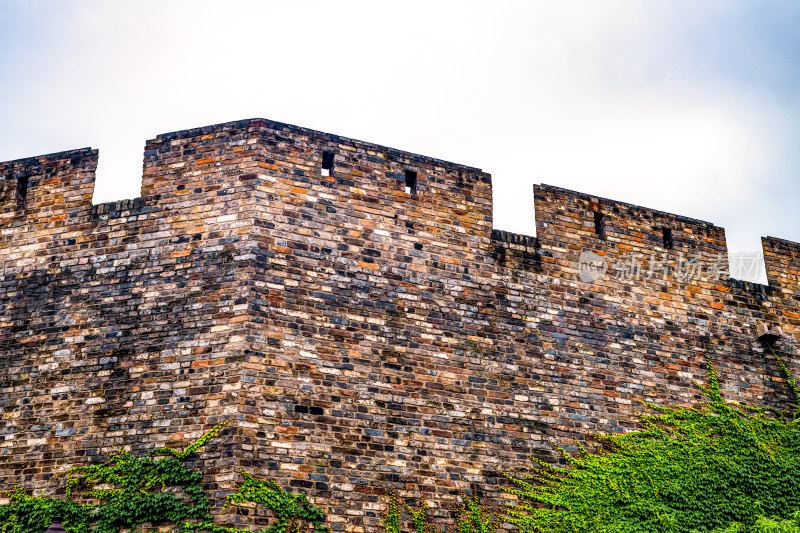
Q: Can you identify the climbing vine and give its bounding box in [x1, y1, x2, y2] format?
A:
[4, 352, 800, 533]
[0, 421, 328, 533]
[453, 493, 500, 533]
[503, 354, 800, 532]
[196, 472, 328, 533]
[697, 512, 800, 532]
[772, 348, 800, 415]
[0, 423, 228, 533]
[383, 491, 433, 533]
[382, 490, 499, 533]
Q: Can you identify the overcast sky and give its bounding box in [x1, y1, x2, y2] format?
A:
[1, 1, 799, 282]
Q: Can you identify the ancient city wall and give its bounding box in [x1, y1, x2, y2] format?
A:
[1, 118, 799, 529]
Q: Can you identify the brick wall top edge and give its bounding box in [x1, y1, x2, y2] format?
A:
[763, 235, 800, 252]
[728, 277, 774, 294]
[0, 147, 96, 171]
[90, 197, 148, 217]
[491, 229, 537, 248]
[536, 183, 719, 229]
[147, 117, 487, 174]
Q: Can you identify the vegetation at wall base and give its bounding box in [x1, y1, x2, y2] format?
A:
[503, 353, 800, 533]
[195, 472, 328, 533]
[3, 353, 800, 533]
[382, 490, 499, 533]
[698, 512, 800, 532]
[0, 422, 329, 533]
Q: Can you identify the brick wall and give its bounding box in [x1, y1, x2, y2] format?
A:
[1, 118, 799, 530]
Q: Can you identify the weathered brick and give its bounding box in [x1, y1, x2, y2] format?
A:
[1, 118, 799, 531]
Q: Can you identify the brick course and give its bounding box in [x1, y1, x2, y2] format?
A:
[1, 118, 799, 530]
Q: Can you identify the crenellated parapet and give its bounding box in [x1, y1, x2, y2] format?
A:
[1, 118, 799, 527]
[0, 148, 97, 221]
[5, 123, 799, 297]
[763, 236, 800, 293]
[1, 149, 98, 255]
[534, 183, 727, 274]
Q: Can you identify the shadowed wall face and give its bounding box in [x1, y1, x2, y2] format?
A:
[1, 118, 799, 530]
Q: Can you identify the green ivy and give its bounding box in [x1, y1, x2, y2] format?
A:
[383, 491, 434, 533]
[195, 472, 328, 533]
[0, 486, 94, 533]
[383, 490, 499, 533]
[503, 355, 800, 533]
[453, 493, 500, 533]
[0, 421, 330, 533]
[694, 511, 800, 532]
[772, 349, 800, 416]
[383, 491, 403, 533]
[5, 351, 800, 533]
[0, 423, 228, 533]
